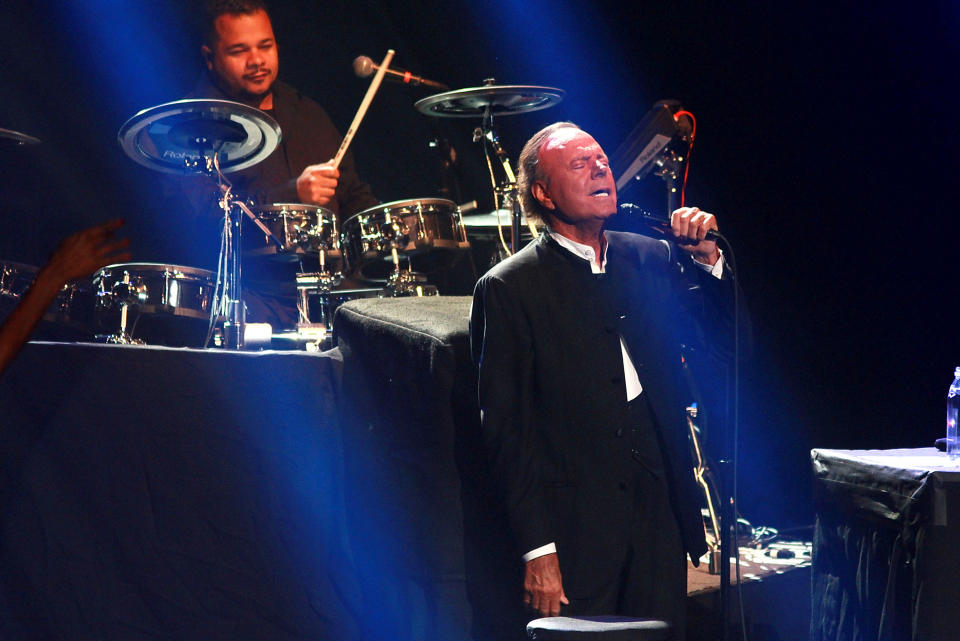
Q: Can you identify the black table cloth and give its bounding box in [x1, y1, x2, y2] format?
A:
[0, 341, 357, 640]
[811, 448, 960, 641]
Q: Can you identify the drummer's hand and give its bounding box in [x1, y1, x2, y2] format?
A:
[37, 219, 132, 290]
[297, 161, 340, 207]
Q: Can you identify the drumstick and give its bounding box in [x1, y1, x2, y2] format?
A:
[331, 49, 395, 169]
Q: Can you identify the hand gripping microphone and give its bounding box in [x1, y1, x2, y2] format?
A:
[620, 203, 721, 242]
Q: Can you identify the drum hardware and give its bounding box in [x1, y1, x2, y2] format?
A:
[416, 81, 563, 256]
[0, 261, 36, 300]
[289, 286, 387, 351]
[274, 323, 328, 353]
[290, 202, 345, 329]
[119, 98, 284, 349]
[95, 269, 146, 345]
[295, 270, 343, 328]
[413, 82, 564, 118]
[117, 99, 281, 175]
[380, 212, 413, 297]
[384, 268, 438, 298]
[470, 94, 532, 256]
[211, 170, 244, 348]
[0, 127, 41, 148]
[0, 261, 96, 339]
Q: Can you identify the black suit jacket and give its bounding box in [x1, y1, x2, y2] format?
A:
[470, 231, 735, 596]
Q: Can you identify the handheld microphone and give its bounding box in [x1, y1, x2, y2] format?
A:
[620, 203, 721, 242]
[352, 55, 450, 90]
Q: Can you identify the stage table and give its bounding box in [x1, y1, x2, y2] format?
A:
[811, 447, 960, 641]
[0, 341, 358, 640]
[334, 296, 477, 641]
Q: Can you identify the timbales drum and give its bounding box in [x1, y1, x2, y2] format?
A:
[245, 203, 340, 262]
[339, 198, 469, 276]
[93, 263, 216, 347]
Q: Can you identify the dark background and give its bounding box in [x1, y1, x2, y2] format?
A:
[1, 1, 957, 529]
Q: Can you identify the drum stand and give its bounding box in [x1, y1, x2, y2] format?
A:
[213, 182, 245, 348]
[474, 102, 524, 254]
[295, 246, 343, 343]
[471, 82, 540, 255]
[95, 269, 146, 345]
[209, 158, 284, 349]
[385, 248, 435, 297]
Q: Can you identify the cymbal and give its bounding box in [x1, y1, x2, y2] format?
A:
[117, 99, 281, 174]
[0, 127, 41, 147]
[415, 85, 564, 118]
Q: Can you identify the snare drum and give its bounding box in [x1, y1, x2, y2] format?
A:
[340, 198, 469, 274]
[245, 203, 340, 261]
[93, 263, 215, 346]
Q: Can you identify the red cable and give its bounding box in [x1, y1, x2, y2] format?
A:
[673, 110, 696, 207]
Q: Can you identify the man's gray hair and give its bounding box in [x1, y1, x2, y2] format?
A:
[516, 121, 580, 224]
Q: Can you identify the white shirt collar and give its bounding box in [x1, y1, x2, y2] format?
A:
[548, 231, 608, 274]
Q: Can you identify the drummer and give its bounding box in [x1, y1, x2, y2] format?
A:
[163, 0, 379, 326]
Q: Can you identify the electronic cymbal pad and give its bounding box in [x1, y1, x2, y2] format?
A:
[117, 99, 281, 174]
[0, 127, 41, 147]
[414, 84, 564, 118]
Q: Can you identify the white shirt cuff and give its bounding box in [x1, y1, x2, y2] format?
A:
[692, 249, 724, 279]
[522, 542, 557, 562]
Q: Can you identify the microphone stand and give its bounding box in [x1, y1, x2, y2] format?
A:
[619, 102, 740, 639]
[683, 231, 741, 641]
[709, 237, 741, 641]
[655, 148, 739, 641]
[629, 203, 741, 640]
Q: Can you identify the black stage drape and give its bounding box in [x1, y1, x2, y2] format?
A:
[0, 297, 491, 641]
[0, 341, 359, 640]
[811, 448, 960, 641]
[335, 296, 485, 641]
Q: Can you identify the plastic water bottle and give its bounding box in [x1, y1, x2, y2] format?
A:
[948, 367, 960, 459]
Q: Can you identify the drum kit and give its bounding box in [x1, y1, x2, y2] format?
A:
[1, 74, 566, 351]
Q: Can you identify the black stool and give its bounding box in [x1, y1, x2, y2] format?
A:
[527, 616, 673, 641]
